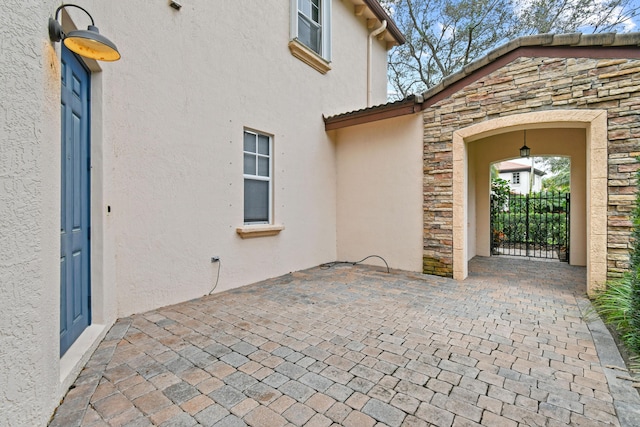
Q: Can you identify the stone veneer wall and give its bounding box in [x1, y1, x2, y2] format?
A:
[423, 56, 640, 278]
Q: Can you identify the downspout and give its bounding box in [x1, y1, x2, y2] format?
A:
[367, 20, 387, 107]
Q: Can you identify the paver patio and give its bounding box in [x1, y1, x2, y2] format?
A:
[49, 257, 640, 426]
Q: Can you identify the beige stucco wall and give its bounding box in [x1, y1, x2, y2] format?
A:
[334, 114, 424, 271]
[469, 128, 587, 266]
[0, 1, 87, 425]
[0, 1, 390, 425]
[92, 0, 389, 317]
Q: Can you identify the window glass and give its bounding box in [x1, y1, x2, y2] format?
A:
[258, 156, 269, 177]
[244, 180, 269, 223]
[258, 135, 269, 155]
[243, 130, 272, 224]
[299, 0, 310, 17]
[243, 153, 255, 175]
[244, 132, 256, 152]
[297, 0, 322, 54]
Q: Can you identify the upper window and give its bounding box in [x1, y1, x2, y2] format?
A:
[290, 0, 331, 61]
[243, 130, 272, 224]
[512, 172, 520, 185]
[298, 0, 321, 54]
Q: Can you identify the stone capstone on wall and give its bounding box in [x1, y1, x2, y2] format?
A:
[422, 55, 640, 279]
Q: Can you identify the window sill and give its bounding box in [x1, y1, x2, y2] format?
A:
[236, 224, 285, 239]
[288, 40, 331, 74]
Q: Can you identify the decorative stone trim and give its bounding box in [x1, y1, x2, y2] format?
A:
[288, 40, 331, 74]
[236, 224, 284, 239]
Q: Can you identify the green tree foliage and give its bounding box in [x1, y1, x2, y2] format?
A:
[490, 163, 499, 180]
[541, 157, 570, 193]
[381, 0, 640, 97]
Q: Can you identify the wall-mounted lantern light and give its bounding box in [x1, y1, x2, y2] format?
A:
[49, 4, 120, 61]
[519, 130, 530, 158]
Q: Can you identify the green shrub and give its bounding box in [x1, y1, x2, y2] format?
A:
[592, 159, 640, 354]
[628, 163, 640, 352]
[591, 273, 639, 351]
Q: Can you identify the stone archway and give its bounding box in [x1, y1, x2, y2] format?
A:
[452, 110, 608, 294]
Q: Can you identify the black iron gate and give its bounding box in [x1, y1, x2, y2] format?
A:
[490, 192, 570, 262]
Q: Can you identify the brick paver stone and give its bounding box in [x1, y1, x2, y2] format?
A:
[342, 410, 377, 427]
[230, 397, 259, 417]
[279, 380, 316, 402]
[269, 395, 296, 414]
[159, 411, 198, 426]
[92, 393, 135, 420]
[224, 371, 259, 391]
[325, 402, 353, 423]
[282, 402, 316, 424]
[362, 398, 406, 427]
[299, 372, 334, 392]
[149, 405, 183, 425]
[324, 382, 354, 402]
[133, 390, 173, 415]
[415, 402, 455, 427]
[192, 403, 229, 425]
[209, 385, 246, 409]
[244, 405, 287, 427]
[163, 381, 200, 405]
[305, 413, 333, 427]
[48, 260, 640, 427]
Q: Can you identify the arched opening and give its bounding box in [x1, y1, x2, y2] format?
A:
[452, 110, 608, 294]
[474, 129, 585, 263]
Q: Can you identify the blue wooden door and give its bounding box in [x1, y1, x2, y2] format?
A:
[60, 46, 91, 356]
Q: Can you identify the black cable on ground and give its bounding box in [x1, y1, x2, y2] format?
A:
[209, 259, 221, 294]
[319, 255, 390, 273]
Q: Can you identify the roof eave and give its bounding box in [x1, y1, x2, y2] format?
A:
[324, 96, 423, 130]
[361, 0, 406, 46]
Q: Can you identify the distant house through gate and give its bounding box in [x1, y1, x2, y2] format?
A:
[496, 160, 546, 194]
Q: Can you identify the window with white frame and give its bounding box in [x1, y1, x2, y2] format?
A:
[512, 172, 520, 185]
[291, 0, 331, 60]
[243, 130, 272, 224]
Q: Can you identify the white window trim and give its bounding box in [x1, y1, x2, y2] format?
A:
[290, 0, 331, 65]
[512, 172, 520, 185]
[243, 130, 272, 225]
[239, 130, 284, 238]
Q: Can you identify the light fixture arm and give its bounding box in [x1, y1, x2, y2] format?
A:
[49, 4, 94, 43]
[54, 4, 95, 25]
